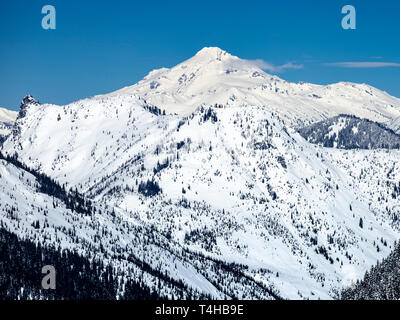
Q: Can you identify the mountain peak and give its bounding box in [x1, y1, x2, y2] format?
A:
[21, 95, 39, 107]
[103, 48, 400, 129]
[194, 47, 233, 61]
[18, 95, 39, 120]
[196, 47, 226, 55]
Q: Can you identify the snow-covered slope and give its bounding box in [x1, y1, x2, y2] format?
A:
[0, 107, 17, 140]
[5, 95, 177, 188]
[103, 47, 400, 131]
[391, 116, 400, 133]
[0, 153, 278, 300]
[0, 107, 17, 123]
[3, 95, 400, 299]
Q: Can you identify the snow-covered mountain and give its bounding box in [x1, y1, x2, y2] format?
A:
[0, 107, 17, 141]
[2, 94, 400, 299]
[299, 115, 400, 149]
[103, 47, 400, 132]
[2, 47, 400, 300]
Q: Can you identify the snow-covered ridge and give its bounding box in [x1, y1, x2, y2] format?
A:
[2, 94, 400, 299]
[101, 47, 400, 131]
[3, 94, 177, 188]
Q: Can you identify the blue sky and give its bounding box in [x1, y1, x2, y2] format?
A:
[1, 0, 399, 111]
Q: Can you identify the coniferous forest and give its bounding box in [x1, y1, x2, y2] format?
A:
[0, 227, 161, 300]
[0, 152, 93, 216]
[341, 241, 400, 300]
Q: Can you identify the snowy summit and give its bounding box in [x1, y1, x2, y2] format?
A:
[103, 47, 400, 132]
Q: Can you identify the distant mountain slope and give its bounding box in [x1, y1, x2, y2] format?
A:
[102, 47, 400, 131]
[341, 240, 400, 300]
[390, 116, 400, 133]
[3, 94, 400, 299]
[0, 107, 17, 142]
[0, 107, 17, 123]
[298, 114, 400, 149]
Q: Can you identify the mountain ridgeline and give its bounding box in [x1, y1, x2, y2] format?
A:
[3, 93, 400, 300]
[298, 114, 400, 150]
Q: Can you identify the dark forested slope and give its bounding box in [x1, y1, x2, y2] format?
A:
[299, 114, 400, 149]
[0, 227, 161, 300]
[341, 240, 400, 300]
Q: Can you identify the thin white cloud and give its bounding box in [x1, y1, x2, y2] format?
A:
[247, 59, 304, 73]
[326, 62, 400, 68]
